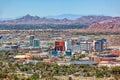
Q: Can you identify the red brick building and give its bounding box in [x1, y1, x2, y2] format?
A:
[55, 40, 65, 51]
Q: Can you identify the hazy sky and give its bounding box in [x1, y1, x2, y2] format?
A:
[0, 0, 120, 18]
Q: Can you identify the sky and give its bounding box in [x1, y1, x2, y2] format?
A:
[0, 0, 120, 19]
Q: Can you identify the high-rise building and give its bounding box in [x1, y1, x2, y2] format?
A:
[72, 45, 80, 51]
[55, 40, 65, 51]
[30, 35, 35, 46]
[65, 40, 72, 51]
[94, 40, 104, 52]
[80, 42, 91, 51]
[33, 39, 40, 48]
[101, 38, 107, 50]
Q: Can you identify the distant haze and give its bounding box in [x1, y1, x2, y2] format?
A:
[0, 0, 120, 19]
[46, 14, 82, 20]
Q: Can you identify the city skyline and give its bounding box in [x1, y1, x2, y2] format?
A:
[0, 0, 120, 19]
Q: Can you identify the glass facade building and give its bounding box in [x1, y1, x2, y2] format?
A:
[30, 35, 35, 46]
[33, 39, 40, 48]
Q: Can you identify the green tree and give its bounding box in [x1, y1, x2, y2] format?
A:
[31, 73, 39, 80]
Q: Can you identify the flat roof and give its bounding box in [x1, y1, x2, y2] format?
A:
[69, 60, 96, 65]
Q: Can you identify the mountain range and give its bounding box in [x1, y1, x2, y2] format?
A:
[88, 17, 120, 32]
[0, 14, 120, 30]
[0, 14, 112, 25]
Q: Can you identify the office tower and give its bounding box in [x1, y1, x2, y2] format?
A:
[30, 35, 35, 46]
[55, 40, 65, 51]
[80, 42, 91, 51]
[67, 40, 72, 50]
[72, 45, 80, 51]
[65, 40, 72, 51]
[94, 40, 104, 52]
[33, 39, 40, 48]
[101, 38, 107, 50]
[64, 41, 67, 51]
